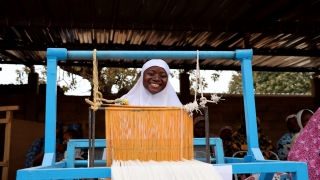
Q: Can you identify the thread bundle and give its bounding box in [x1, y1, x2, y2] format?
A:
[105, 105, 194, 166]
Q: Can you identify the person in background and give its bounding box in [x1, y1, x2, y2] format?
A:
[68, 123, 84, 139]
[194, 116, 206, 138]
[276, 114, 300, 160]
[60, 129, 84, 161]
[193, 116, 216, 158]
[219, 126, 233, 155]
[25, 120, 65, 168]
[288, 108, 320, 180]
[289, 109, 314, 147]
[225, 117, 276, 160]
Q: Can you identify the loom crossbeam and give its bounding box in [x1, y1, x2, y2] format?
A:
[17, 48, 308, 180]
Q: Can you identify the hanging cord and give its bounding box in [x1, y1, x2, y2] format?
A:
[183, 50, 201, 116]
[183, 50, 223, 115]
[85, 49, 129, 110]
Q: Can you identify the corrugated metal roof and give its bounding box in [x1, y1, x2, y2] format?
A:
[0, 0, 320, 71]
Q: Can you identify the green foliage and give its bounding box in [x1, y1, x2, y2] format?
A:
[228, 71, 312, 94]
[60, 66, 140, 94]
[172, 70, 220, 95]
[15, 66, 30, 84]
[99, 67, 139, 93]
[15, 66, 73, 92]
[16, 65, 221, 95]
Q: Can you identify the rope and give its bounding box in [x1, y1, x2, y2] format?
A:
[85, 49, 102, 111]
[183, 50, 223, 115]
[85, 49, 129, 110]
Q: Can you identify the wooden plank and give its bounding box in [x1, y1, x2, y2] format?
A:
[0, 161, 8, 167]
[9, 119, 45, 180]
[1, 111, 12, 180]
[0, 106, 19, 111]
[0, 118, 9, 124]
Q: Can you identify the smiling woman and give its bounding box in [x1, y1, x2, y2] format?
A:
[121, 59, 182, 106]
[143, 66, 168, 94]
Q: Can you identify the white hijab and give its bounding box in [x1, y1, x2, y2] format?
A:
[121, 59, 182, 106]
[296, 109, 314, 132]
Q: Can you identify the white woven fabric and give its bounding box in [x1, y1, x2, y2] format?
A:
[111, 159, 224, 180]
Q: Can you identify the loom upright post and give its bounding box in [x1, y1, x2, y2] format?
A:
[235, 49, 264, 161]
[43, 48, 67, 166]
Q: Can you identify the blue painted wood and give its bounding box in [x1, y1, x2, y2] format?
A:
[238, 50, 264, 160]
[43, 57, 58, 167]
[66, 50, 236, 60]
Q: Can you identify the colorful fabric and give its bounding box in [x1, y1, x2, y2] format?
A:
[122, 59, 182, 106]
[276, 132, 295, 160]
[225, 118, 276, 160]
[287, 108, 320, 180]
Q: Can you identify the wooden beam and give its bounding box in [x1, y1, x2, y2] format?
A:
[1, 42, 320, 57]
[0, 118, 9, 124]
[0, 161, 8, 167]
[0, 106, 19, 111]
[0, 50, 30, 66]
[2, 117, 12, 180]
[0, 19, 319, 35]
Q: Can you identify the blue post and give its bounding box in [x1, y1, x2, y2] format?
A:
[43, 48, 67, 166]
[235, 49, 264, 160]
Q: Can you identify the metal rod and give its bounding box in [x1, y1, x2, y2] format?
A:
[92, 110, 95, 167]
[204, 106, 210, 163]
[67, 50, 237, 60]
[88, 108, 92, 168]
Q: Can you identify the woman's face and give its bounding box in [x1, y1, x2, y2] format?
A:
[287, 117, 300, 133]
[220, 129, 232, 141]
[194, 121, 205, 137]
[63, 133, 72, 144]
[301, 111, 313, 128]
[143, 66, 168, 94]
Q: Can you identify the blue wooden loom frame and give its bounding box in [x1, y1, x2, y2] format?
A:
[16, 48, 308, 180]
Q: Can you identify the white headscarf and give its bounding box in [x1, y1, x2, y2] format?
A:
[296, 109, 314, 132]
[121, 59, 182, 106]
[285, 114, 297, 122]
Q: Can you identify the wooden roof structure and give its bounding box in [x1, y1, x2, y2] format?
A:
[0, 0, 320, 71]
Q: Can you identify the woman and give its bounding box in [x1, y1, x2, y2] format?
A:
[219, 126, 233, 154]
[289, 109, 314, 147]
[122, 59, 182, 106]
[25, 120, 65, 168]
[193, 116, 216, 158]
[225, 117, 276, 160]
[194, 116, 206, 138]
[102, 59, 182, 160]
[287, 108, 320, 180]
[277, 114, 300, 160]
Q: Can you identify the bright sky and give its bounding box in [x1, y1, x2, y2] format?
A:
[0, 64, 235, 95]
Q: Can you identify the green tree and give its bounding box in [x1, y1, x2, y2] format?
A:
[16, 66, 221, 95]
[171, 70, 220, 94]
[228, 71, 312, 94]
[15, 66, 140, 95]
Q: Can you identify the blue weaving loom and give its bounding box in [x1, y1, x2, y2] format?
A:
[16, 48, 308, 180]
